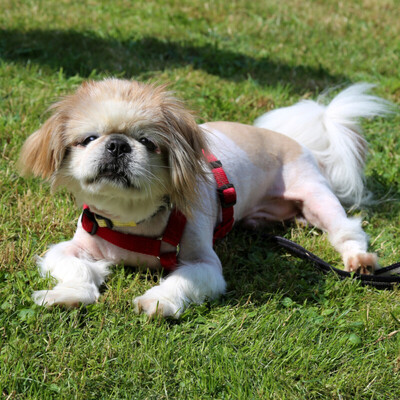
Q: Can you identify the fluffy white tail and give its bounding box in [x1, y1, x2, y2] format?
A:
[254, 83, 392, 206]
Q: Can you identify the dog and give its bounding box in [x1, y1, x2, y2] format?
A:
[19, 79, 390, 317]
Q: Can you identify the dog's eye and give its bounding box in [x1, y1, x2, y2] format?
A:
[139, 137, 157, 152]
[81, 135, 99, 146]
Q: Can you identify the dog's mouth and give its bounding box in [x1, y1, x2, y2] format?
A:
[87, 165, 135, 188]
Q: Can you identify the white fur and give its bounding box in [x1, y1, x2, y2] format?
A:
[33, 241, 112, 307]
[134, 262, 226, 317]
[254, 83, 392, 206]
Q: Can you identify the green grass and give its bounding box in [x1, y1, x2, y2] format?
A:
[1, 0, 400, 398]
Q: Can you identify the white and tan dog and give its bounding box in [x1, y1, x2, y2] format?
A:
[19, 79, 390, 317]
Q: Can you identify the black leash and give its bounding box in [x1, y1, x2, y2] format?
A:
[263, 234, 400, 289]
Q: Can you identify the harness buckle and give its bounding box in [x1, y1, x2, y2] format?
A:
[210, 160, 222, 169]
[83, 208, 99, 235]
[217, 183, 236, 208]
[156, 244, 180, 260]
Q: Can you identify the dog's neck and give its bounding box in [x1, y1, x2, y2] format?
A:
[76, 192, 172, 230]
[88, 196, 171, 227]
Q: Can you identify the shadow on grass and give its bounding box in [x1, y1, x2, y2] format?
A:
[365, 172, 400, 213]
[216, 226, 329, 306]
[0, 28, 347, 93]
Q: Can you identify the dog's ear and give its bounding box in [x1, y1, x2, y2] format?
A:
[18, 110, 67, 180]
[161, 99, 209, 217]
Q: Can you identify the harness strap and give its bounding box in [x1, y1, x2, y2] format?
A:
[81, 205, 186, 271]
[205, 152, 237, 243]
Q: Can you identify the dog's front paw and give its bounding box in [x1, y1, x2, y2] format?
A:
[32, 290, 80, 308]
[133, 292, 182, 318]
[345, 253, 378, 275]
[32, 285, 98, 308]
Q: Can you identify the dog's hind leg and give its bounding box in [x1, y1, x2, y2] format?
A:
[285, 179, 377, 274]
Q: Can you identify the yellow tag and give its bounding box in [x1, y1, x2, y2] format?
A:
[97, 219, 108, 228]
[114, 220, 137, 227]
[96, 217, 137, 228]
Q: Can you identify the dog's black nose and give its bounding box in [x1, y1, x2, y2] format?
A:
[106, 138, 131, 157]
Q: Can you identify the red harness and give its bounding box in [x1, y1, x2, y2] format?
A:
[81, 153, 237, 271]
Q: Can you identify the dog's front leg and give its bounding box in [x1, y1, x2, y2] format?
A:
[133, 250, 226, 318]
[32, 240, 112, 307]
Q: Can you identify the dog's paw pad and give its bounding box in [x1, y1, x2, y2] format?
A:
[345, 253, 378, 275]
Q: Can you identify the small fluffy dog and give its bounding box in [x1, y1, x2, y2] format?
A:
[19, 79, 390, 317]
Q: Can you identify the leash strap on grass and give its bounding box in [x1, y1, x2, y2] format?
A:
[263, 234, 400, 289]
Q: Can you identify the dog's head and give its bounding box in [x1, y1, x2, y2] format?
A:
[19, 79, 208, 219]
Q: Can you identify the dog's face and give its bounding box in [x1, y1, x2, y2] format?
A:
[19, 79, 208, 218]
[58, 95, 172, 212]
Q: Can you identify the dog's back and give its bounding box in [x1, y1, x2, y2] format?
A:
[254, 84, 392, 206]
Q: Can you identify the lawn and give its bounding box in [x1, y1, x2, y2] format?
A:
[1, 0, 400, 398]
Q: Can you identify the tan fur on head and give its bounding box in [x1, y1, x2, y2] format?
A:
[18, 109, 67, 180]
[158, 94, 209, 217]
